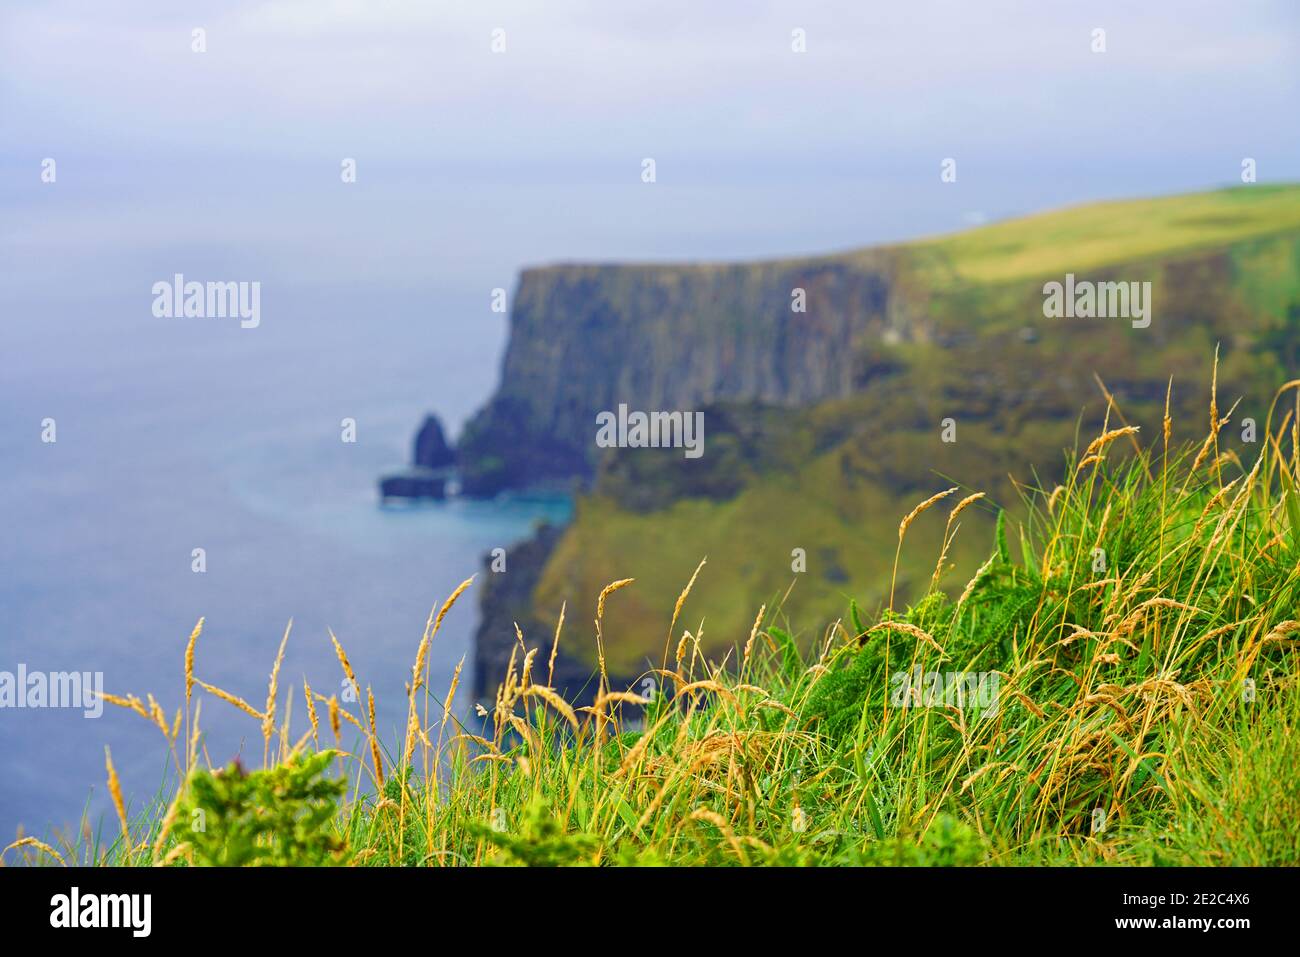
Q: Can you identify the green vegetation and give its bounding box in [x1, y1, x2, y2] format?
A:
[175, 753, 348, 866]
[903, 183, 1300, 286]
[10, 373, 1298, 867]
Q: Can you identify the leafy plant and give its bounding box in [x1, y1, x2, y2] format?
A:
[468, 796, 600, 866]
[173, 751, 348, 866]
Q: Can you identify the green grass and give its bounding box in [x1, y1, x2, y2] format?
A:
[9, 373, 1300, 867]
[536, 438, 995, 677]
[903, 183, 1300, 286]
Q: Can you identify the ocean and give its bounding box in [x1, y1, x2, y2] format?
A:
[0, 278, 569, 844]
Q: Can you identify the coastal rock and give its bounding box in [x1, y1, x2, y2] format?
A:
[379, 414, 455, 501]
[378, 467, 446, 501]
[413, 414, 455, 470]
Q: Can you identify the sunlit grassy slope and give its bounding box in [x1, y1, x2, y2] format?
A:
[903, 183, 1300, 286]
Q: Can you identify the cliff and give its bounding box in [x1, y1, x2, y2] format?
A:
[455, 250, 931, 496]
[463, 184, 1300, 690]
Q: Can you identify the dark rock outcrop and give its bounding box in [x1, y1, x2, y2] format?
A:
[380, 413, 455, 501]
[413, 414, 455, 469]
[379, 468, 446, 501]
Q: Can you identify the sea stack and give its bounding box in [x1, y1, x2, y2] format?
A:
[379, 414, 455, 502]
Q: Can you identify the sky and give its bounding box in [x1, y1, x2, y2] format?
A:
[2, 0, 1298, 303]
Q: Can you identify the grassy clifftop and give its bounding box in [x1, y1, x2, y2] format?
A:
[498, 186, 1300, 681]
[903, 183, 1300, 286]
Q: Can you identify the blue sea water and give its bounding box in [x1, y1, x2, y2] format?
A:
[0, 280, 568, 846]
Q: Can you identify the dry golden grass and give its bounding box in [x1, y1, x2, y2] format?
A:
[104, 747, 130, 852]
[2, 836, 67, 867]
[303, 679, 320, 746]
[262, 620, 291, 760]
[184, 617, 202, 709]
[194, 680, 263, 721]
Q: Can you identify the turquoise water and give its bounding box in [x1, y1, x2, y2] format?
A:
[0, 281, 569, 842]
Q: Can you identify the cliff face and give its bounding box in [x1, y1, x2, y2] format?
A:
[456, 251, 926, 495]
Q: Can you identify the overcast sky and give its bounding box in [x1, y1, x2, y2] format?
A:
[2, 0, 1298, 295]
